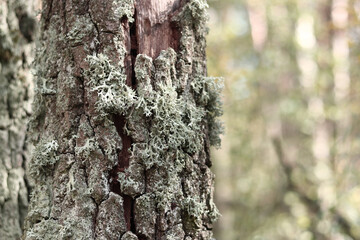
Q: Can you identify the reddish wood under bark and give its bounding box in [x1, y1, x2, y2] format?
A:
[135, 0, 185, 58]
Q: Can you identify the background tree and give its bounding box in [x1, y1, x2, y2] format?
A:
[0, 0, 37, 238]
[23, 0, 222, 239]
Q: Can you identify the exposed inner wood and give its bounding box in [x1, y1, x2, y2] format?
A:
[135, 0, 184, 58]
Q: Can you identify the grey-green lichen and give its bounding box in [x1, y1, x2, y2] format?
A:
[184, 0, 209, 23]
[191, 76, 224, 147]
[130, 50, 208, 169]
[29, 139, 59, 180]
[24, 219, 72, 240]
[66, 15, 95, 45]
[118, 161, 145, 198]
[121, 231, 139, 240]
[86, 45, 222, 236]
[28, 23, 61, 141]
[75, 137, 97, 158]
[25, 184, 52, 226]
[182, 195, 220, 230]
[113, 0, 135, 23]
[37, 77, 56, 95]
[182, 196, 207, 226]
[173, 0, 209, 34]
[85, 53, 136, 117]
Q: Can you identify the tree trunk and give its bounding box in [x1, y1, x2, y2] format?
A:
[23, 0, 222, 239]
[0, 0, 37, 238]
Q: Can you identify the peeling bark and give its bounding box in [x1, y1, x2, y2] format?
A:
[23, 0, 221, 239]
[0, 0, 37, 239]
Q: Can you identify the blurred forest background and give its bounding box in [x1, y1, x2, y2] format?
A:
[207, 0, 360, 239]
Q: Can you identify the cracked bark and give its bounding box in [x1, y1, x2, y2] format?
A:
[23, 0, 219, 239]
[0, 0, 38, 239]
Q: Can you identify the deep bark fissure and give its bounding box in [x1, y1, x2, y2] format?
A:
[61, 0, 67, 32]
[87, 3, 99, 53]
[130, 9, 138, 87]
[44, 0, 54, 30]
[109, 7, 141, 235]
[112, 115, 134, 231]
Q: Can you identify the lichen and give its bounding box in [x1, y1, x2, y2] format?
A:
[173, 0, 209, 32]
[207, 198, 221, 223]
[165, 224, 185, 240]
[129, 49, 208, 171]
[113, 0, 135, 23]
[75, 137, 97, 158]
[85, 49, 219, 168]
[185, 0, 209, 24]
[182, 196, 207, 228]
[38, 77, 56, 95]
[28, 22, 61, 141]
[25, 184, 52, 226]
[29, 139, 59, 180]
[66, 16, 95, 44]
[134, 194, 156, 239]
[118, 161, 145, 198]
[191, 76, 224, 147]
[85, 44, 223, 236]
[84, 53, 136, 117]
[121, 231, 138, 240]
[24, 219, 73, 240]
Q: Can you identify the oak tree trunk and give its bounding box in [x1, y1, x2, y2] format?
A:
[23, 0, 222, 239]
[0, 0, 37, 238]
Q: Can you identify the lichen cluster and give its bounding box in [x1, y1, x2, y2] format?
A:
[181, 0, 209, 25]
[113, 0, 135, 23]
[86, 49, 222, 158]
[192, 76, 224, 147]
[85, 45, 222, 235]
[85, 54, 134, 121]
[29, 139, 59, 180]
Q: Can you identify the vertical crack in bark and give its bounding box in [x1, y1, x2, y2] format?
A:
[61, 0, 67, 32]
[112, 116, 133, 231]
[88, 1, 100, 53]
[130, 197, 137, 233]
[110, 8, 138, 234]
[44, 0, 54, 30]
[130, 9, 138, 88]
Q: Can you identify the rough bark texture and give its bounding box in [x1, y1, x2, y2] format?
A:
[23, 0, 222, 239]
[0, 0, 37, 239]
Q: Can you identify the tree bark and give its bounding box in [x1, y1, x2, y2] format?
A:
[0, 0, 37, 238]
[23, 0, 222, 239]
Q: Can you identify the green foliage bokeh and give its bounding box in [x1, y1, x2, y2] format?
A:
[207, 0, 360, 239]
